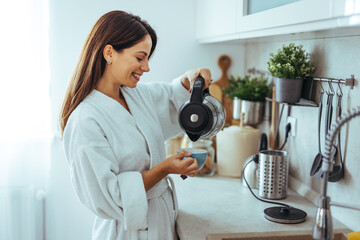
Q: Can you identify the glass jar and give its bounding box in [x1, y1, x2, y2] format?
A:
[165, 133, 184, 157]
[188, 138, 215, 177]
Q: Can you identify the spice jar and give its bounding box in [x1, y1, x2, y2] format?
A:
[188, 138, 215, 176]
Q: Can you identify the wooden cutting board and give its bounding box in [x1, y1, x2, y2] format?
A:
[216, 55, 231, 89]
[208, 55, 232, 162]
[209, 84, 222, 102]
[210, 55, 232, 125]
[269, 85, 279, 149]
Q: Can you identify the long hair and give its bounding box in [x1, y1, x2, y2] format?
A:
[59, 10, 157, 135]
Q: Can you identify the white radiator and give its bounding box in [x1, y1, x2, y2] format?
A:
[0, 186, 45, 240]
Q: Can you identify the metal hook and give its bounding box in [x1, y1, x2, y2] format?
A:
[337, 81, 343, 97]
[328, 81, 335, 95]
[321, 79, 330, 95]
[319, 81, 325, 93]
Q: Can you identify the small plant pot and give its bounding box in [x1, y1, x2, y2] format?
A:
[274, 77, 304, 104]
[233, 97, 264, 126]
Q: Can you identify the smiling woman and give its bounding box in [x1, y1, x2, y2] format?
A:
[60, 10, 212, 240]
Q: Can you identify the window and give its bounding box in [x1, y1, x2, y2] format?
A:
[0, 0, 50, 186]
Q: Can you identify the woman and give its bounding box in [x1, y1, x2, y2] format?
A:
[60, 10, 212, 240]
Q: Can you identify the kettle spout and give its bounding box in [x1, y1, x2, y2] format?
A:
[186, 131, 201, 142]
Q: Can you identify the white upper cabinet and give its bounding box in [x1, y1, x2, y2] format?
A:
[332, 0, 360, 17]
[196, 0, 238, 39]
[196, 0, 360, 43]
[237, 0, 332, 32]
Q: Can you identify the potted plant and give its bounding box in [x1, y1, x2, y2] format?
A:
[267, 43, 315, 103]
[223, 74, 272, 126]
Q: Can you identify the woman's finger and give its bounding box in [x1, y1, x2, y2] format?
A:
[181, 157, 196, 167]
[196, 68, 212, 89]
[199, 68, 211, 81]
[183, 157, 197, 171]
[184, 170, 198, 177]
[177, 150, 191, 159]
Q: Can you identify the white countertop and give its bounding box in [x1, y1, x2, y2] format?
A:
[172, 174, 347, 240]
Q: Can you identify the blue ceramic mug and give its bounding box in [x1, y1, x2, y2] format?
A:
[177, 148, 208, 180]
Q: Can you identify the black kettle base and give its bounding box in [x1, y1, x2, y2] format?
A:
[264, 207, 307, 224]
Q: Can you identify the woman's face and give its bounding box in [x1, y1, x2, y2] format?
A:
[110, 34, 152, 88]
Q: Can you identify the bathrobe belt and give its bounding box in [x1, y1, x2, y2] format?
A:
[146, 176, 178, 209]
[146, 176, 179, 240]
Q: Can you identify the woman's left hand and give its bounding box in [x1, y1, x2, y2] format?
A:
[181, 68, 212, 92]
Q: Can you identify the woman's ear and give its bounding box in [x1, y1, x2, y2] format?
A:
[103, 45, 113, 64]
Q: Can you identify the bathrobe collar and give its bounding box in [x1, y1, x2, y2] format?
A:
[89, 88, 164, 169]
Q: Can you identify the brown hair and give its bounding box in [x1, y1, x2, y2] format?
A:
[59, 10, 157, 134]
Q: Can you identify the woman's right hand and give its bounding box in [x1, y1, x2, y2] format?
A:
[163, 150, 198, 177]
[181, 68, 212, 92]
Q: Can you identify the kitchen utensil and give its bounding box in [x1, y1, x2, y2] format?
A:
[216, 113, 260, 177]
[315, 91, 335, 179]
[208, 78, 222, 160]
[242, 133, 268, 188]
[216, 55, 233, 125]
[327, 92, 344, 182]
[269, 85, 280, 149]
[242, 137, 307, 224]
[258, 150, 289, 200]
[325, 92, 334, 136]
[177, 148, 208, 180]
[310, 91, 324, 176]
[209, 83, 222, 103]
[178, 76, 226, 142]
[328, 92, 337, 166]
[215, 55, 231, 89]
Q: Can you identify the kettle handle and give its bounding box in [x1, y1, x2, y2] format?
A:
[190, 76, 205, 103]
[259, 133, 268, 151]
[203, 87, 210, 95]
[254, 133, 268, 164]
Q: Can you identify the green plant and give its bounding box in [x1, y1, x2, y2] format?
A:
[267, 43, 315, 79]
[223, 75, 271, 102]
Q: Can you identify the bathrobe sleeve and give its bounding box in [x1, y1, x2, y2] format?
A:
[63, 111, 148, 230]
[140, 76, 190, 140]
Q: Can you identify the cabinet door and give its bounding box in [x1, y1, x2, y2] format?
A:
[196, 0, 238, 39]
[237, 0, 333, 33]
[332, 0, 360, 17]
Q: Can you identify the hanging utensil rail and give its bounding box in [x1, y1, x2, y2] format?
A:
[307, 75, 355, 88]
[247, 67, 355, 88]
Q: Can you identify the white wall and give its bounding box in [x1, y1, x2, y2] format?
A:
[49, 0, 245, 136]
[48, 0, 244, 239]
[244, 36, 360, 230]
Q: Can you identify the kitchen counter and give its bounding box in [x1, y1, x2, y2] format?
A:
[172, 174, 347, 240]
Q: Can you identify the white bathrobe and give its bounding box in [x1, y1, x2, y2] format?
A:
[63, 76, 190, 240]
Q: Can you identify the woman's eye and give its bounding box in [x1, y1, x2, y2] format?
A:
[136, 57, 143, 62]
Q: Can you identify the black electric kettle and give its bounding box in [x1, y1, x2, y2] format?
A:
[178, 76, 226, 142]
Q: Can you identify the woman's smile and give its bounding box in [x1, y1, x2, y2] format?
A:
[132, 72, 141, 81]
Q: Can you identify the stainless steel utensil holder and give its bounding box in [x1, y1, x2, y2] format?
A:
[258, 150, 289, 200]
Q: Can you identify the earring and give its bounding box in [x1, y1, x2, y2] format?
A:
[107, 60, 112, 64]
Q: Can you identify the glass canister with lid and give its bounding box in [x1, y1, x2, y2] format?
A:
[188, 138, 215, 176]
